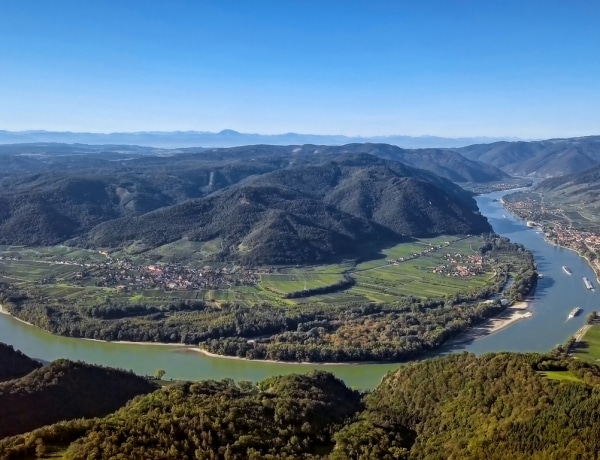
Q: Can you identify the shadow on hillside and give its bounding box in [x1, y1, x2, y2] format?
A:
[353, 236, 419, 265]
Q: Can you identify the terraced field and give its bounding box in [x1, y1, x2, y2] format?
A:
[0, 236, 500, 308]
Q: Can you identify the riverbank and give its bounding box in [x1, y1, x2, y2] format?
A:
[542, 237, 600, 285]
[0, 304, 377, 367]
[0, 305, 192, 349]
[0, 304, 34, 327]
[188, 347, 385, 366]
[0, 299, 533, 366]
[0, 304, 404, 365]
[501, 202, 600, 285]
[445, 301, 532, 345]
[83, 338, 190, 348]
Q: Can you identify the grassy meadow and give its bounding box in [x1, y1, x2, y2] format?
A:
[573, 325, 600, 363]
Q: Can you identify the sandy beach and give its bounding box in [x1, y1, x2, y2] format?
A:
[0, 304, 35, 327]
[79, 338, 191, 347]
[188, 347, 381, 366]
[446, 301, 532, 345]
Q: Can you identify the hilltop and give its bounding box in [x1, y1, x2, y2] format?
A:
[0, 343, 42, 382]
[0, 355, 157, 439]
[0, 148, 492, 264]
[78, 154, 491, 264]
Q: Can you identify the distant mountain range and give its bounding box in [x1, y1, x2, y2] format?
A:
[4, 132, 600, 178]
[0, 129, 517, 149]
[457, 136, 600, 177]
[533, 165, 600, 212]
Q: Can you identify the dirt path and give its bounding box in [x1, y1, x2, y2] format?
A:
[574, 324, 591, 342]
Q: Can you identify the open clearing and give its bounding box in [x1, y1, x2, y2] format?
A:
[539, 371, 583, 383]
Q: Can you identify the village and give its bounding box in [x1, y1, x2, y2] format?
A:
[503, 196, 600, 277]
[36, 257, 265, 292]
[432, 253, 485, 277]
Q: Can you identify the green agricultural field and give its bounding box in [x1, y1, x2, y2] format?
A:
[144, 238, 224, 266]
[573, 325, 600, 363]
[0, 235, 500, 309]
[348, 235, 492, 301]
[259, 272, 345, 294]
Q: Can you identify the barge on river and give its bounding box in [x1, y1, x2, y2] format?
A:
[584, 277, 594, 290]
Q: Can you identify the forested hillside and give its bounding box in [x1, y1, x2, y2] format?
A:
[80, 155, 491, 264]
[458, 135, 600, 177]
[0, 141, 509, 183]
[3, 352, 600, 459]
[0, 156, 291, 245]
[0, 343, 42, 382]
[292, 143, 511, 183]
[0, 146, 492, 261]
[0, 357, 157, 438]
[535, 164, 600, 197]
[335, 352, 600, 459]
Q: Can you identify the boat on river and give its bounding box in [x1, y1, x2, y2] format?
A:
[584, 277, 594, 290]
[563, 266, 572, 275]
[568, 307, 582, 319]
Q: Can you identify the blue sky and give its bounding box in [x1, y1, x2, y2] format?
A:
[1, 1, 599, 138]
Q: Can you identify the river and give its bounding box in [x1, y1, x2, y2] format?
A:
[0, 189, 595, 389]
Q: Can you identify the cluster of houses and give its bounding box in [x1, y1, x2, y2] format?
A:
[548, 224, 600, 256]
[432, 253, 485, 277]
[73, 259, 263, 291]
[504, 196, 600, 276]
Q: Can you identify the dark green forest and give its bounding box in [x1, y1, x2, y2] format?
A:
[0, 359, 157, 438]
[2, 348, 600, 459]
[0, 343, 42, 382]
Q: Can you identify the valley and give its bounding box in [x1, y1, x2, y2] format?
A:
[0, 144, 541, 364]
[0, 233, 536, 363]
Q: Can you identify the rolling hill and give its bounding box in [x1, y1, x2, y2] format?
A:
[0, 157, 293, 245]
[4, 352, 600, 459]
[0, 141, 510, 184]
[0, 356, 157, 438]
[527, 165, 600, 222]
[80, 155, 491, 264]
[457, 135, 600, 177]
[0, 343, 42, 382]
[288, 143, 512, 183]
[0, 144, 494, 264]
